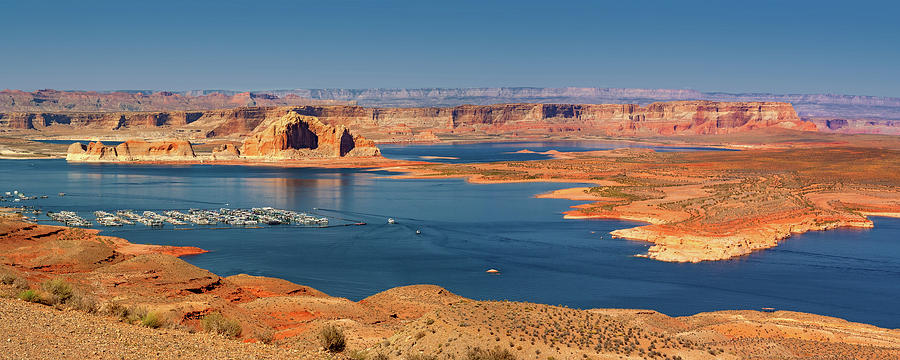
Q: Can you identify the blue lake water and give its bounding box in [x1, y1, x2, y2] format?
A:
[379, 141, 735, 163]
[1, 144, 898, 329]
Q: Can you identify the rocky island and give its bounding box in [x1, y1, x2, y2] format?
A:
[64, 112, 382, 163]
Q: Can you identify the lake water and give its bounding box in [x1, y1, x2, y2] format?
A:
[2, 142, 898, 329]
[379, 140, 735, 163]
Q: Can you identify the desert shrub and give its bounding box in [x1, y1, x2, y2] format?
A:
[41, 278, 73, 304]
[254, 328, 275, 344]
[466, 347, 517, 360]
[67, 294, 99, 313]
[13, 278, 28, 290]
[0, 273, 17, 285]
[12, 277, 28, 290]
[18, 289, 40, 302]
[141, 311, 165, 328]
[425, 318, 435, 325]
[126, 305, 149, 324]
[102, 302, 129, 319]
[319, 324, 346, 352]
[372, 353, 389, 360]
[202, 312, 242, 338]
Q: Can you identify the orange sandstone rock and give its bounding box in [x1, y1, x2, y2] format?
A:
[66, 139, 197, 162]
[240, 112, 380, 159]
[211, 143, 241, 160]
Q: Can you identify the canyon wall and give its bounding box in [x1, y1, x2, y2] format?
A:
[224, 101, 812, 139]
[7, 101, 813, 141]
[4, 88, 898, 134]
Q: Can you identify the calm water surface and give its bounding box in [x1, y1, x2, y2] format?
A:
[1, 142, 898, 328]
[379, 140, 735, 163]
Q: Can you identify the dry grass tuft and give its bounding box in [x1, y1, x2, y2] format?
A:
[202, 312, 242, 338]
[319, 324, 346, 353]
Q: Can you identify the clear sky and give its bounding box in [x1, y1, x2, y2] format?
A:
[2, 0, 898, 96]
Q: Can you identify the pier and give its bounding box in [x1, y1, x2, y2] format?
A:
[43, 207, 332, 229]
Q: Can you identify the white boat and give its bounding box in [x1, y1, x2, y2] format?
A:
[388, 218, 395, 224]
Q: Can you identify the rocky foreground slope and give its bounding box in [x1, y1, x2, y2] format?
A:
[3, 101, 814, 143]
[1, 212, 899, 359]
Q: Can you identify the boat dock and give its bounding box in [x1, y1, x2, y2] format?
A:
[44, 207, 333, 229]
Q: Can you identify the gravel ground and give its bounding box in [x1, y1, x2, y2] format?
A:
[0, 297, 330, 359]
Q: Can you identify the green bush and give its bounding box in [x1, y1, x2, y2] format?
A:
[18, 289, 41, 302]
[141, 311, 165, 328]
[202, 312, 242, 338]
[466, 347, 517, 360]
[41, 278, 73, 304]
[319, 324, 346, 352]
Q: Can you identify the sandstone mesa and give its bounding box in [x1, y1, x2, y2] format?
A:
[240, 112, 380, 159]
[64, 111, 381, 163]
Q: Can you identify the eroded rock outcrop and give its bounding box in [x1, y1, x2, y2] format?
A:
[240, 112, 380, 159]
[66, 140, 196, 162]
[210, 143, 240, 160]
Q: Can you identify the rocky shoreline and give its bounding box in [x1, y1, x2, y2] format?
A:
[2, 210, 899, 359]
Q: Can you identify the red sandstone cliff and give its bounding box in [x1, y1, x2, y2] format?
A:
[196, 101, 812, 140]
[67, 140, 196, 162]
[5, 101, 815, 141]
[240, 112, 381, 159]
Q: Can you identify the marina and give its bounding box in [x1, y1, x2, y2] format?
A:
[39, 207, 332, 229]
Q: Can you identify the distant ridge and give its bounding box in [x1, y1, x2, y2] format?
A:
[0, 89, 348, 113]
[3, 87, 899, 133]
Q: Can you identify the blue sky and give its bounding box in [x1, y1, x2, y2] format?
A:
[2, 0, 898, 96]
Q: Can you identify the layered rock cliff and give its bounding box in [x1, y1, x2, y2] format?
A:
[66, 140, 196, 162]
[196, 101, 812, 140]
[240, 112, 380, 159]
[4, 88, 898, 134]
[6, 101, 815, 141]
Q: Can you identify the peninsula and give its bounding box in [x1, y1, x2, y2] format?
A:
[395, 136, 900, 262]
